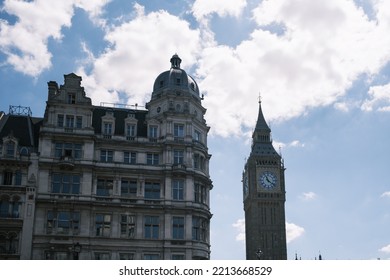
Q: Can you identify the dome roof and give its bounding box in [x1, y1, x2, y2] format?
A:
[152, 54, 200, 100]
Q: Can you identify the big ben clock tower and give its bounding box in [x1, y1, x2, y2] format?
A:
[243, 100, 287, 260]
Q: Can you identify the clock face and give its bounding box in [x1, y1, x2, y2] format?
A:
[259, 171, 277, 189]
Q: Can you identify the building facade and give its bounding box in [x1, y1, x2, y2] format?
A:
[0, 54, 213, 260]
[0, 107, 41, 260]
[243, 101, 287, 260]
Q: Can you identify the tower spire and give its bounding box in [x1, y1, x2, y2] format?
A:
[254, 97, 271, 133]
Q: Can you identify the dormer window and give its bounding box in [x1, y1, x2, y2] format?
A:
[176, 78, 181, 85]
[5, 141, 15, 157]
[103, 123, 112, 135]
[126, 124, 136, 137]
[148, 125, 158, 140]
[159, 80, 164, 88]
[102, 112, 115, 138]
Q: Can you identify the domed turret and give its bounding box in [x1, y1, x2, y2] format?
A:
[152, 54, 201, 101]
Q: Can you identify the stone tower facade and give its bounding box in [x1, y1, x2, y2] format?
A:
[243, 101, 287, 260]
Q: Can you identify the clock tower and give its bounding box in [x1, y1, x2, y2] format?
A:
[243, 100, 287, 260]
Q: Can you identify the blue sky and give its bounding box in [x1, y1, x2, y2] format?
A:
[1, 0, 390, 260]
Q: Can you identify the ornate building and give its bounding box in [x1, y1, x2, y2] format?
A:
[0, 54, 213, 260]
[243, 100, 287, 260]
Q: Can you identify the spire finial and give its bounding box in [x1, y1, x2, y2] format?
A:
[258, 92, 262, 104]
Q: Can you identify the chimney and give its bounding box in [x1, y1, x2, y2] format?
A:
[47, 81, 58, 100]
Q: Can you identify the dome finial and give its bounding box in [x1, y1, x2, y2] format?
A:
[170, 54, 182, 69]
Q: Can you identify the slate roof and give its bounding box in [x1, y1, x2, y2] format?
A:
[0, 114, 43, 148]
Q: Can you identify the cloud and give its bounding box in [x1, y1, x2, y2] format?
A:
[381, 191, 390, 198]
[192, 0, 247, 21]
[361, 83, 390, 112]
[286, 222, 305, 243]
[273, 140, 305, 150]
[198, 0, 390, 136]
[232, 218, 305, 244]
[232, 218, 245, 242]
[77, 3, 202, 106]
[0, 0, 109, 76]
[300, 192, 317, 201]
[379, 244, 390, 254]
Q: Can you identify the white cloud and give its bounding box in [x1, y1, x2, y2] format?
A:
[77, 3, 201, 106]
[198, 0, 390, 136]
[232, 218, 305, 244]
[192, 0, 247, 21]
[301, 192, 317, 201]
[381, 191, 390, 198]
[286, 222, 305, 243]
[232, 218, 245, 242]
[361, 83, 390, 112]
[379, 244, 390, 254]
[273, 140, 305, 150]
[0, 0, 110, 76]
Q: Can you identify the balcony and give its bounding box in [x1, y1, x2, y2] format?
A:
[58, 156, 75, 170]
[172, 164, 187, 175]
